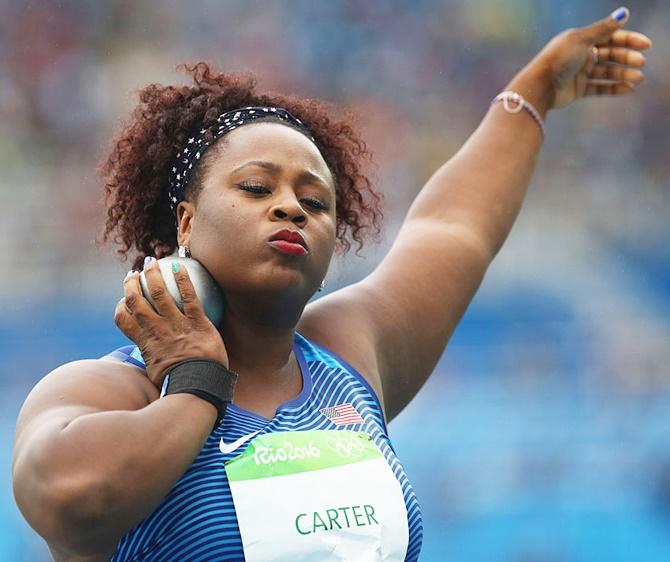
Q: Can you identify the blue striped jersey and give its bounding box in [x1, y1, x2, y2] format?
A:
[106, 332, 423, 561]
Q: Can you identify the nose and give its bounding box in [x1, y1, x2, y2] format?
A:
[269, 193, 307, 226]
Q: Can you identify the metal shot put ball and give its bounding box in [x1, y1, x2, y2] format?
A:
[139, 256, 224, 327]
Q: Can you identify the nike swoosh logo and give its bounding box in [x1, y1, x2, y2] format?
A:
[219, 431, 260, 455]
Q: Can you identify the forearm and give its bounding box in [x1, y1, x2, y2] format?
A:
[405, 65, 552, 257]
[16, 393, 216, 551]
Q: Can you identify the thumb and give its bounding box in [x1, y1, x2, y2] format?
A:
[580, 7, 630, 44]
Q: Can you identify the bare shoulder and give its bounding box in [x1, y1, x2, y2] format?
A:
[15, 356, 158, 442]
[298, 282, 386, 414]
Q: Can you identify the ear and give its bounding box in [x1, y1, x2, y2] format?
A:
[176, 200, 195, 246]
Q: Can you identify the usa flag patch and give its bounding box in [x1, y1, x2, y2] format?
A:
[319, 403, 365, 426]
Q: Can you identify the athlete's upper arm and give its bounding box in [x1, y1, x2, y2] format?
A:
[15, 359, 156, 451]
[301, 218, 491, 420]
[364, 219, 491, 415]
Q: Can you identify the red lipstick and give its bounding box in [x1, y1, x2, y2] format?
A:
[268, 229, 309, 256]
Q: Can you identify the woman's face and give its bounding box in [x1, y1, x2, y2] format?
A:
[179, 122, 337, 300]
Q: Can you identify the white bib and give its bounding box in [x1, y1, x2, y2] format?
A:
[225, 430, 410, 561]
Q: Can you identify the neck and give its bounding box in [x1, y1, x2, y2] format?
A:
[218, 291, 306, 376]
[218, 292, 307, 417]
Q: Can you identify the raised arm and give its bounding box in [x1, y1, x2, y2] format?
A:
[302, 9, 651, 420]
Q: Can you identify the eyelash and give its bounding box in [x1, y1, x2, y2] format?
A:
[237, 182, 327, 211]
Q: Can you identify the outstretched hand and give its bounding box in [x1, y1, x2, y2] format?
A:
[532, 7, 652, 110]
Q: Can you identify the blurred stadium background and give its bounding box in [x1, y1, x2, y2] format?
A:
[2, 0, 669, 560]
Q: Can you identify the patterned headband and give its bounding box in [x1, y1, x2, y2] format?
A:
[167, 106, 315, 224]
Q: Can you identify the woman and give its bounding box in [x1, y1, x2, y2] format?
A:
[12, 7, 651, 562]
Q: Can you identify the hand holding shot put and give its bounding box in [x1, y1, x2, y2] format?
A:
[115, 257, 229, 389]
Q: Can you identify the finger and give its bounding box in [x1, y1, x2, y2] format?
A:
[171, 261, 208, 321]
[585, 81, 634, 97]
[123, 270, 156, 326]
[143, 257, 179, 317]
[590, 64, 644, 86]
[602, 30, 653, 51]
[114, 297, 142, 342]
[579, 7, 629, 45]
[595, 47, 646, 67]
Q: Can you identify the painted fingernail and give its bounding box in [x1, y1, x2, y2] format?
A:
[611, 7, 629, 22]
[172, 261, 180, 273]
[144, 256, 152, 266]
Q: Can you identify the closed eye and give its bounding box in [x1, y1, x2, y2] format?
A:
[237, 182, 270, 194]
[301, 198, 328, 211]
[237, 182, 328, 211]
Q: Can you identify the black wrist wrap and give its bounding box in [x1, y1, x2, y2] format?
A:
[164, 359, 238, 428]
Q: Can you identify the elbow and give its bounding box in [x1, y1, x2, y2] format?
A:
[51, 471, 119, 532]
[440, 220, 498, 266]
[13, 451, 118, 552]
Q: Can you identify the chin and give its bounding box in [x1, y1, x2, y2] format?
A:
[232, 270, 309, 296]
[267, 273, 311, 293]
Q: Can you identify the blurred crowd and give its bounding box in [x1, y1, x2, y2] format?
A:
[1, 0, 669, 559]
[1, 0, 667, 293]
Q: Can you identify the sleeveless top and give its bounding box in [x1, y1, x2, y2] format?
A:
[107, 332, 423, 561]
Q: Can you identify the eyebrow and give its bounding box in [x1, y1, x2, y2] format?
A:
[231, 160, 331, 191]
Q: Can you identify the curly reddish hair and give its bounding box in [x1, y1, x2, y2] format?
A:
[99, 62, 383, 271]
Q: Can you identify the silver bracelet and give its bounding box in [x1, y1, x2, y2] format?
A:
[492, 90, 545, 138]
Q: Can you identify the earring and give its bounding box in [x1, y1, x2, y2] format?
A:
[178, 245, 191, 258]
[318, 280, 325, 292]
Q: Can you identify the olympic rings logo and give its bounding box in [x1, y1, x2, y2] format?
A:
[325, 434, 366, 459]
